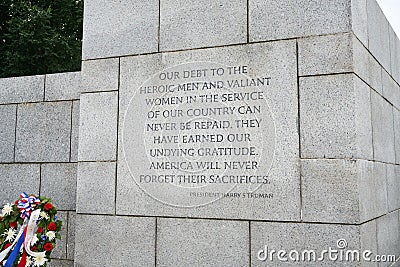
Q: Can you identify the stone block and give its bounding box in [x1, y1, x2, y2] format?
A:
[360, 219, 378, 267]
[367, 0, 391, 72]
[376, 212, 400, 266]
[74, 215, 155, 267]
[302, 159, 360, 224]
[0, 75, 44, 104]
[70, 101, 80, 162]
[0, 164, 40, 203]
[371, 91, 395, 163]
[78, 92, 118, 161]
[160, 0, 246, 51]
[249, 0, 351, 42]
[298, 33, 353, 76]
[51, 211, 68, 259]
[118, 41, 300, 221]
[15, 102, 72, 162]
[47, 260, 74, 267]
[41, 163, 77, 210]
[251, 221, 360, 266]
[387, 165, 400, 212]
[45, 72, 82, 101]
[352, 0, 368, 46]
[382, 70, 400, 109]
[82, 0, 158, 59]
[394, 109, 400, 164]
[81, 58, 119, 93]
[76, 162, 115, 214]
[300, 74, 373, 159]
[157, 218, 248, 266]
[67, 212, 75, 260]
[372, 162, 388, 217]
[389, 26, 400, 84]
[0, 104, 16, 162]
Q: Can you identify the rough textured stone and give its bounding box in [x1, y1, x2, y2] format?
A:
[47, 260, 74, 267]
[298, 33, 353, 76]
[367, 0, 391, 72]
[387, 165, 400, 212]
[0, 164, 40, 203]
[82, 0, 158, 59]
[389, 26, 400, 84]
[300, 74, 373, 159]
[249, 0, 351, 42]
[74, 215, 155, 267]
[67, 212, 75, 260]
[382, 70, 400, 109]
[78, 92, 118, 161]
[157, 218, 248, 266]
[81, 58, 119, 93]
[352, 0, 368, 46]
[251, 221, 360, 266]
[160, 0, 246, 51]
[0, 104, 16, 162]
[394, 109, 400, 164]
[302, 159, 360, 224]
[70, 101, 80, 162]
[51, 211, 68, 259]
[45, 72, 81, 101]
[41, 163, 77, 210]
[76, 162, 115, 214]
[376, 211, 400, 266]
[0, 75, 44, 104]
[118, 41, 300, 221]
[15, 102, 72, 162]
[371, 91, 395, 163]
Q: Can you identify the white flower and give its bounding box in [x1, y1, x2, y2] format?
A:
[39, 211, 49, 220]
[30, 235, 39, 246]
[33, 253, 47, 266]
[25, 256, 33, 267]
[45, 231, 55, 241]
[2, 228, 17, 242]
[2, 203, 13, 216]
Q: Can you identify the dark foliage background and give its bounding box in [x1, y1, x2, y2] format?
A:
[0, 0, 83, 78]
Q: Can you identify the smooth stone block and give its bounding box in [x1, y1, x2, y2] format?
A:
[352, 0, 368, 46]
[251, 221, 360, 266]
[70, 101, 80, 162]
[300, 74, 373, 159]
[0, 104, 16, 162]
[298, 33, 353, 76]
[82, 0, 158, 59]
[160, 0, 246, 51]
[51, 211, 68, 259]
[41, 163, 77, 210]
[157, 218, 248, 266]
[387, 165, 400, 212]
[47, 260, 74, 267]
[74, 215, 155, 267]
[249, 0, 351, 42]
[0, 75, 44, 104]
[67, 212, 75, 260]
[78, 92, 118, 161]
[302, 159, 360, 224]
[389, 26, 400, 84]
[367, 0, 391, 72]
[45, 72, 82, 101]
[15, 102, 72, 162]
[394, 109, 400, 164]
[376, 212, 400, 266]
[76, 162, 115, 214]
[81, 58, 119, 93]
[0, 164, 40, 203]
[371, 91, 395, 163]
[372, 162, 389, 217]
[360, 220, 378, 267]
[381, 70, 400, 109]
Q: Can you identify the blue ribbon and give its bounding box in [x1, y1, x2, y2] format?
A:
[4, 234, 24, 267]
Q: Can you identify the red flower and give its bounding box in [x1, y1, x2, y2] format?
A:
[43, 243, 53, 251]
[48, 222, 57, 231]
[4, 243, 11, 249]
[31, 246, 37, 251]
[44, 203, 53, 211]
[14, 200, 19, 204]
[37, 227, 43, 233]
[0, 216, 2, 221]
[9, 221, 17, 228]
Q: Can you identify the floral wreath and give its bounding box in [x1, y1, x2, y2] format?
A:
[0, 193, 62, 267]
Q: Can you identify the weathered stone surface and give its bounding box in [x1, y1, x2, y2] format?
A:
[302, 159, 360, 223]
[70, 101, 80, 162]
[249, 0, 351, 42]
[376, 211, 400, 266]
[0, 104, 16, 162]
[394, 109, 400, 164]
[360, 219, 378, 267]
[82, 0, 158, 59]
[74, 215, 155, 266]
[389, 26, 400, 84]
[0, 75, 44, 104]
[0, 164, 40, 203]
[15, 102, 72, 162]
[81, 58, 119, 93]
[67, 212, 75, 260]
[45, 72, 81, 101]
[160, 0, 246, 51]
[300, 74, 373, 159]
[387, 165, 400, 212]
[371, 91, 395, 163]
[298, 33, 353, 76]
[157, 218, 248, 266]
[51, 211, 68, 259]
[78, 92, 118, 161]
[382, 70, 400, 109]
[251, 221, 360, 266]
[76, 162, 115, 214]
[352, 0, 368, 46]
[372, 162, 389, 217]
[47, 260, 74, 267]
[41, 163, 77, 210]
